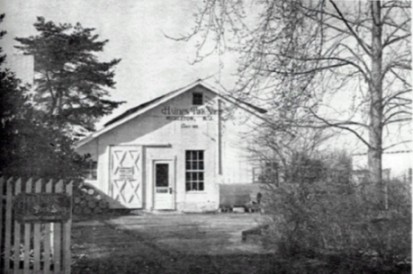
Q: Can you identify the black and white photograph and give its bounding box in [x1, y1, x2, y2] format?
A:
[0, 0, 411, 273]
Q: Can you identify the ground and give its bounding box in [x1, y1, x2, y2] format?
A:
[71, 212, 276, 274]
[71, 212, 411, 274]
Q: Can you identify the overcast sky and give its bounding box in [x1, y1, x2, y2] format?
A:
[1, 0, 237, 127]
[1, 0, 411, 157]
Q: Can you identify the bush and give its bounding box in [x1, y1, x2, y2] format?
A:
[261, 152, 411, 271]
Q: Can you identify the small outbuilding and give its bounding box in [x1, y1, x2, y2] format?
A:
[75, 81, 267, 212]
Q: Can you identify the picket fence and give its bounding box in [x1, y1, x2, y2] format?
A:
[0, 177, 73, 274]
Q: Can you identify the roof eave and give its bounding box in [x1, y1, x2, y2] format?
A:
[75, 81, 268, 149]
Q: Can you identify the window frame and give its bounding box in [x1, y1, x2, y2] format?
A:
[84, 160, 98, 180]
[192, 92, 203, 106]
[155, 163, 169, 188]
[185, 150, 205, 192]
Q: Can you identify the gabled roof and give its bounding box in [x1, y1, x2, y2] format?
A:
[104, 87, 182, 127]
[75, 80, 267, 148]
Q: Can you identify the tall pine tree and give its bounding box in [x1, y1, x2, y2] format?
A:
[0, 14, 89, 178]
[15, 17, 124, 138]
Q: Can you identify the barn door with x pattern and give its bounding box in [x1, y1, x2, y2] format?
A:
[110, 146, 143, 208]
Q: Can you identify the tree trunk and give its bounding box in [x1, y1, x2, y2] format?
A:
[368, 0, 387, 210]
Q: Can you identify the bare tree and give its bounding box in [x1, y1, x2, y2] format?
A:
[171, 0, 411, 209]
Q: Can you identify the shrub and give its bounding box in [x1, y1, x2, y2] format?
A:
[261, 152, 411, 271]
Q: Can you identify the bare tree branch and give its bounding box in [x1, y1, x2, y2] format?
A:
[306, 108, 372, 149]
[329, 0, 372, 56]
[383, 139, 412, 150]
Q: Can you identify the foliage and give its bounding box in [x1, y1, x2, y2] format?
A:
[178, 0, 412, 209]
[0, 118, 88, 178]
[15, 17, 124, 136]
[261, 152, 411, 270]
[0, 14, 88, 178]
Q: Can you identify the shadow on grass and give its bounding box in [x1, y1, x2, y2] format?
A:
[71, 212, 410, 274]
[72, 250, 411, 274]
[72, 209, 136, 222]
[72, 252, 277, 274]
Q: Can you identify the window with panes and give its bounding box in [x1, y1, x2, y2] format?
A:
[83, 161, 97, 180]
[185, 150, 204, 191]
[192, 92, 203, 105]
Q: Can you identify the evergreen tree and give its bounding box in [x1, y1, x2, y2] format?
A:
[15, 17, 124, 137]
[0, 14, 87, 178]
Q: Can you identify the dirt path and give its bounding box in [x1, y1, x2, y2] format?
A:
[71, 213, 275, 274]
[72, 219, 177, 273]
[107, 213, 267, 255]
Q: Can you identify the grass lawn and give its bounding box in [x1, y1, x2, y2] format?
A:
[71, 212, 277, 274]
[71, 212, 411, 273]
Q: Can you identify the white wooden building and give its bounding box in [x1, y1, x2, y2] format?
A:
[75, 81, 266, 212]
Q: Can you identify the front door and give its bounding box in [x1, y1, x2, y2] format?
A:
[110, 146, 143, 208]
[154, 160, 175, 210]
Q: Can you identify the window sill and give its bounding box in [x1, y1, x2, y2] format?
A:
[185, 191, 206, 194]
